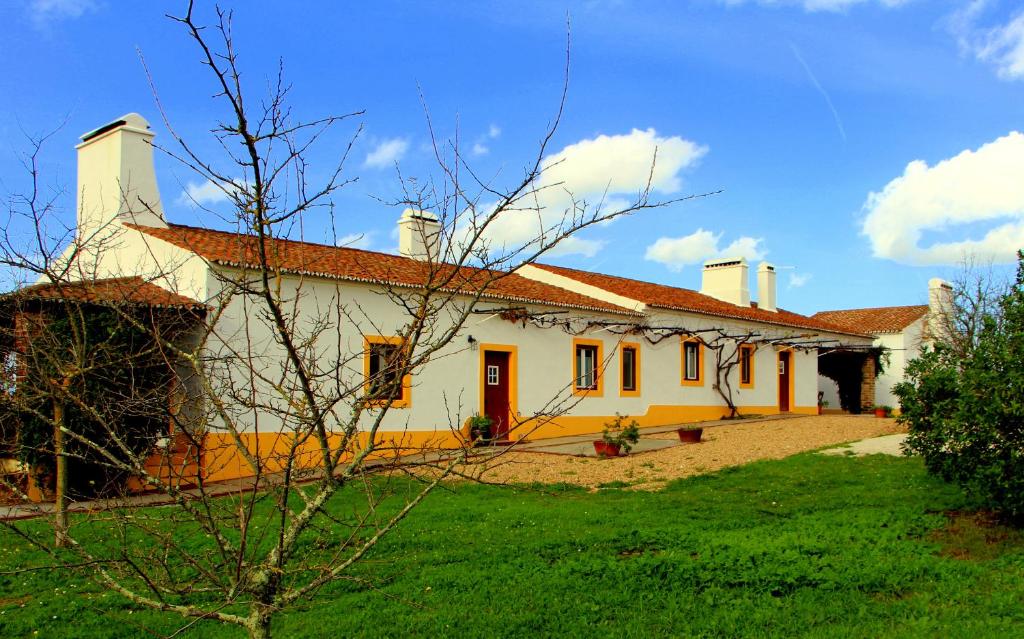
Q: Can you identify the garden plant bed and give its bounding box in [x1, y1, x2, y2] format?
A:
[468, 415, 904, 490]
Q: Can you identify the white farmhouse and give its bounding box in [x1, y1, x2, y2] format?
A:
[813, 279, 952, 413]
[6, 114, 876, 484]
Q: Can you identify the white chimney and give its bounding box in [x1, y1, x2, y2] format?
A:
[927, 277, 954, 343]
[756, 261, 777, 312]
[75, 113, 167, 240]
[397, 209, 441, 261]
[701, 257, 750, 307]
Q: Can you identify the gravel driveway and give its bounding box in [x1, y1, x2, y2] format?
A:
[470, 415, 905, 491]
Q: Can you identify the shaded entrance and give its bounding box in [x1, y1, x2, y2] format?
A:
[0, 277, 206, 500]
[818, 348, 882, 414]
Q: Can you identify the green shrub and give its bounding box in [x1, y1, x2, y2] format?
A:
[896, 252, 1024, 523]
[602, 413, 641, 453]
[468, 413, 492, 443]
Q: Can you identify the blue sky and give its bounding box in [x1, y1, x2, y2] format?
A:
[1, 0, 1023, 314]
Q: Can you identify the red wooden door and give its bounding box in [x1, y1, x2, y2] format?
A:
[483, 351, 511, 442]
[778, 351, 791, 412]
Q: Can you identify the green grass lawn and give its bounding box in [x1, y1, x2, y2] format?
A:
[3, 453, 1024, 638]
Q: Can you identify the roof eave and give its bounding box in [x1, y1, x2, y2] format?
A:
[647, 302, 873, 339]
[209, 260, 641, 317]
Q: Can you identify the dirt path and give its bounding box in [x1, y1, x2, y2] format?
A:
[472, 415, 905, 491]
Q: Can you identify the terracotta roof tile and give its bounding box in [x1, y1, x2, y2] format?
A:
[6, 276, 204, 310]
[129, 224, 637, 316]
[533, 263, 870, 337]
[812, 305, 929, 334]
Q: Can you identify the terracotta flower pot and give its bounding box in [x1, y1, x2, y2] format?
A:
[817, 405, 824, 415]
[593, 441, 622, 457]
[874, 408, 887, 418]
[677, 427, 703, 444]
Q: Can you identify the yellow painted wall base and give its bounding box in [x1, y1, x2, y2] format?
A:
[200, 429, 465, 483]
[193, 403, 819, 483]
[75, 403, 820, 492]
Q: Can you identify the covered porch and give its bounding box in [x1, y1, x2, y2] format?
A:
[0, 276, 206, 502]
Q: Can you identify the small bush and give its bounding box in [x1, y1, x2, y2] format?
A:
[602, 413, 641, 453]
[468, 413, 492, 443]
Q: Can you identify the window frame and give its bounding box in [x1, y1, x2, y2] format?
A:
[619, 341, 641, 397]
[363, 335, 411, 408]
[739, 343, 755, 389]
[680, 337, 704, 387]
[572, 337, 604, 397]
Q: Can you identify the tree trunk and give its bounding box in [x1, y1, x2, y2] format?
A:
[247, 620, 271, 639]
[54, 390, 68, 548]
[247, 604, 273, 639]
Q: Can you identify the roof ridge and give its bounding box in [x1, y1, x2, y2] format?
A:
[538, 262, 812, 318]
[164, 222, 411, 264]
[534, 262, 870, 337]
[536, 261, 703, 295]
[813, 304, 929, 316]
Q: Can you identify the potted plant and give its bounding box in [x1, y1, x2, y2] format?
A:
[595, 414, 640, 457]
[818, 399, 830, 415]
[468, 414, 493, 445]
[676, 424, 704, 443]
[873, 405, 892, 418]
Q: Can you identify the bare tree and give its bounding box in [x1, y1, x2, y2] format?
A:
[926, 256, 1012, 362]
[0, 4, 709, 638]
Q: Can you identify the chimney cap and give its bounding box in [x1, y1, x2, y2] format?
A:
[399, 208, 440, 223]
[757, 261, 775, 272]
[79, 113, 152, 143]
[703, 256, 748, 269]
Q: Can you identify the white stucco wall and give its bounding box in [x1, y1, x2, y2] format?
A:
[874, 317, 924, 409]
[59, 221, 210, 303]
[201, 269, 856, 436]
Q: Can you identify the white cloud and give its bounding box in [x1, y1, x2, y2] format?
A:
[470, 124, 502, 157]
[721, 236, 767, 260]
[949, 2, 1024, 81]
[975, 13, 1024, 80]
[644, 228, 766, 271]
[337, 231, 375, 250]
[546, 236, 607, 258]
[541, 128, 706, 196]
[29, 0, 97, 27]
[177, 179, 246, 207]
[363, 138, 409, 169]
[718, 0, 909, 13]
[861, 131, 1024, 265]
[788, 272, 812, 288]
[645, 230, 720, 269]
[460, 128, 707, 259]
